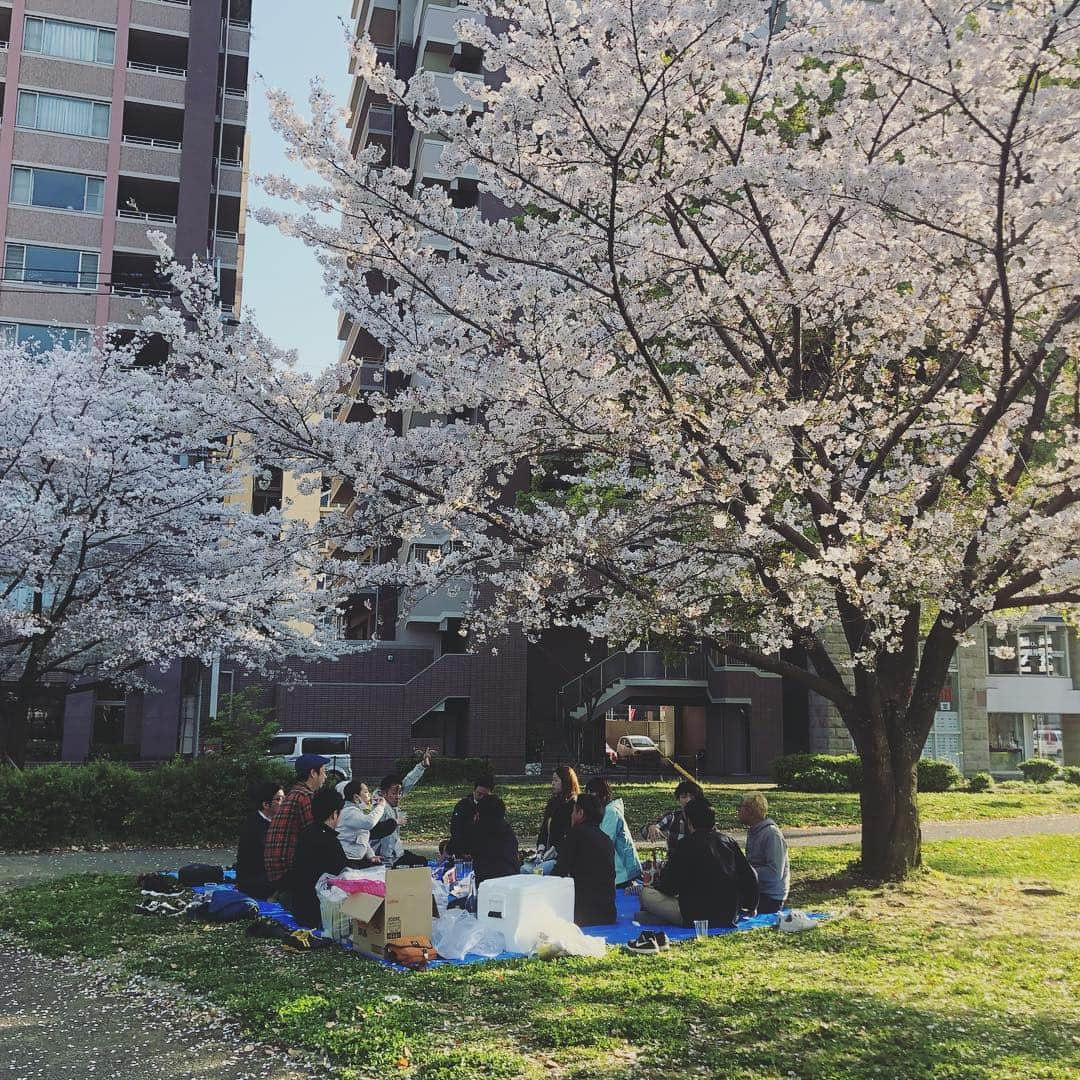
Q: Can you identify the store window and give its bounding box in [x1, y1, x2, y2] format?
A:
[987, 623, 1069, 676]
[988, 712, 1063, 772]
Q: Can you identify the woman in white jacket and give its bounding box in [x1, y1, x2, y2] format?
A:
[335, 780, 387, 867]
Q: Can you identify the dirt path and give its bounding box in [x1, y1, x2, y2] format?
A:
[0, 941, 329, 1080]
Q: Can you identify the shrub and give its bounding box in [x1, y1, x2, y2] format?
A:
[968, 771, 995, 793]
[0, 756, 293, 851]
[391, 754, 492, 785]
[1017, 758, 1059, 784]
[773, 753, 861, 793]
[1060, 765, 1080, 786]
[917, 759, 962, 792]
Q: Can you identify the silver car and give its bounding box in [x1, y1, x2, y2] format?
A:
[267, 731, 353, 784]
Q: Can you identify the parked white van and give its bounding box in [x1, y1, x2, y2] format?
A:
[268, 732, 353, 784]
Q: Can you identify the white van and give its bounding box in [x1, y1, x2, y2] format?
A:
[267, 731, 353, 784]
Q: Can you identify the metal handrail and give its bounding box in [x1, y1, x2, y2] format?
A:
[128, 60, 186, 78]
[111, 285, 171, 298]
[117, 209, 177, 224]
[223, 87, 248, 100]
[122, 134, 182, 150]
[214, 228, 239, 240]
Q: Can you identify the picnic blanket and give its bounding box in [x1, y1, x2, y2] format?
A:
[180, 869, 826, 970]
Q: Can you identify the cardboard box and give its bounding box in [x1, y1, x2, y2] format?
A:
[341, 866, 435, 960]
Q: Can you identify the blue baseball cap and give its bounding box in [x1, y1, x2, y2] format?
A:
[295, 753, 330, 777]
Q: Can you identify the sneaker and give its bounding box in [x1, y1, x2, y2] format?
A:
[777, 910, 817, 934]
[623, 933, 663, 956]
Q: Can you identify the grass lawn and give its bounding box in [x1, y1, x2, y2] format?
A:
[1, 835, 1077, 1078]
[397, 779, 1080, 842]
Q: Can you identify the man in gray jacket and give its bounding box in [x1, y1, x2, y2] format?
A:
[738, 792, 790, 914]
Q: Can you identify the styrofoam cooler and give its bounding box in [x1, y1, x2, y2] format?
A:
[476, 874, 575, 953]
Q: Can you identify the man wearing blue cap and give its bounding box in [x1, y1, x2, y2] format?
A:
[264, 753, 329, 893]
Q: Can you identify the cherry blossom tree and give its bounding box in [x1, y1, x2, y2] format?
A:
[0, 336, 333, 767]
[183, 0, 1079, 879]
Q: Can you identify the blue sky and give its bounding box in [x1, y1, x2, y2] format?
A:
[243, 2, 352, 375]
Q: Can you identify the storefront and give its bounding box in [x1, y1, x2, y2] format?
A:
[988, 712, 1064, 773]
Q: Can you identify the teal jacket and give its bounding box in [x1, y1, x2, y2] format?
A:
[600, 798, 642, 885]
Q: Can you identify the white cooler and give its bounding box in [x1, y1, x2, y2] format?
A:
[476, 874, 575, 953]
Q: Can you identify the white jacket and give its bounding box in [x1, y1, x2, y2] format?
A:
[335, 798, 387, 861]
[371, 761, 426, 864]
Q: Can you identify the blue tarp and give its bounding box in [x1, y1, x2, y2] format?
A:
[180, 868, 826, 970]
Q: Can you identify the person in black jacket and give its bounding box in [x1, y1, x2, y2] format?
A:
[447, 772, 496, 857]
[288, 788, 348, 929]
[469, 794, 519, 886]
[553, 793, 616, 926]
[235, 781, 284, 899]
[537, 765, 580, 853]
[638, 798, 758, 929]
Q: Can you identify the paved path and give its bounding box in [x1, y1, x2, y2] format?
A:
[782, 813, 1080, 847]
[1, 816, 1078, 891]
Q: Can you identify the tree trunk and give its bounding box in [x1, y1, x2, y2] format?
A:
[1, 689, 31, 768]
[857, 724, 922, 880]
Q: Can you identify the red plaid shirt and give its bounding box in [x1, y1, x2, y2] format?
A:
[264, 782, 314, 883]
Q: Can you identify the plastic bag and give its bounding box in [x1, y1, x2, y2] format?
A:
[433, 908, 506, 960]
[316, 873, 352, 942]
[529, 916, 606, 959]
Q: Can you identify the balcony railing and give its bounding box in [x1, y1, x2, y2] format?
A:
[223, 87, 248, 100]
[215, 155, 243, 168]
[122, 134, 182, 150]
[128, 60, 186, 78]
[215, 228, 239, 241]
[111, 284, 171, 298]
[227, 18, 250, 29]
[118, 209, 177, 224]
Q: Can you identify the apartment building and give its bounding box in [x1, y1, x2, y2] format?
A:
[0, 0, 250, 354]
[2, 0, 253, 763]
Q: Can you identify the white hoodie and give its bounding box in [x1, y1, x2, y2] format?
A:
[334, 783, 388, 861]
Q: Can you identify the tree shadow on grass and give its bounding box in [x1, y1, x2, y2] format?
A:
[528, 982, 1078, 1078]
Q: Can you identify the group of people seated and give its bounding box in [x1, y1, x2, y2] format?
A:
[235, 751, 790, 938]
[234, 750, 431, 929]
[446, 766, 791, 932]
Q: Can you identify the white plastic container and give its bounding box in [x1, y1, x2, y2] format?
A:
[476, 874, 575, 953]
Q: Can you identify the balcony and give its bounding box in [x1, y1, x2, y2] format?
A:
[221, 88, 247, 124]
[131, 0, 190, 35]
[353, 0, 398, 52]
[115, 175, 179, 250]
[430, 71, 483, 113]
[416, 2, 484, 58]
[126, 28, 188, 106]
[213, 158, 244, 196]
[226, 21, 250, 55]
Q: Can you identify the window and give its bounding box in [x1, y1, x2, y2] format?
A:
[16, 91, 110, 139]
[23, 16, 115, 64]
[302, 736, 350, 756]
[3, 244, 99, 289]
[267, 736, 298, 757]
[410, 543, 443, 565]
[987, 623, 1069, 676]
[0, 321, 91, 351]
[10, 167, 105, 214]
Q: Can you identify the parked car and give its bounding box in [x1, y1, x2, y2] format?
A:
[267, 731, 352, 784]
[616, 735, 662, 763]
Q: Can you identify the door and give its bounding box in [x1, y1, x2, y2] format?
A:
[723, 704, 752, 775]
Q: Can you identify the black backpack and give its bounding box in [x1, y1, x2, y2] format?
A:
[177, 863, 225, 886]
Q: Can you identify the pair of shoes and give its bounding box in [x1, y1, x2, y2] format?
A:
[282, 928, 333, 952]
[623, 930, 670, 955]
[133, 899, 187, 917]
[246, 916, 293, 941]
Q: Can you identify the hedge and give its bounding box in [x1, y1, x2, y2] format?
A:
[0, 757, 293, 851]
[391, 755, 492, 785]
[772, 753, 961, 793]
[1017, 758, 1059, 784]
[1061, 765, 1080, 786]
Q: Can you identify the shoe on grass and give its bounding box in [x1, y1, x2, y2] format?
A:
[623, 932, 664, 956]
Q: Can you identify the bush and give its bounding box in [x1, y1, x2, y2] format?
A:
[1017, 758, 1059, 784]
[0, 756, 292, 851]
[1060, 765, 1080, 786]
[391, 754, 492, 785]
[773, 753, 862, 793]
[968, 771, 995, 793]
[917, 759, 962, 792]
